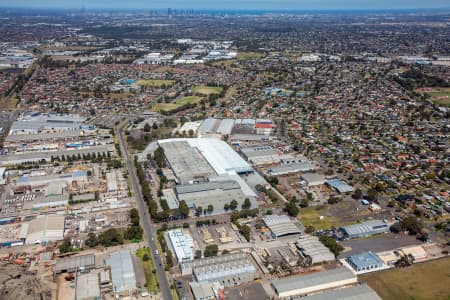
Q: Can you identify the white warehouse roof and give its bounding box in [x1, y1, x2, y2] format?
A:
[168, 229, 194, 262]
[159, 138, 253, 175]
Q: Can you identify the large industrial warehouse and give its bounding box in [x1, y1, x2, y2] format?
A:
[341, 219, 389, 239]
[158, 138, 258, 214]
[296, 284, 381, 300]
[25, 215, 65, 245]
[175, 180, 257, 214]
[181, 253, 257, 286]
[167, 229, 194, 262]
[158, 138, 253, 179]
[270, 267, 357, 298]
[296, 235, 335, 264]
[262, 215, 301, 238]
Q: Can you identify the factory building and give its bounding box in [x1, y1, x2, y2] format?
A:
[0, 223, 28, 247]
[341, 220, 389, 239]
[345, 251, 385, 273]
[183, 253, 257, 287]
[326, 179, 354, 193]
[76, 273, 101, 300]
[240, 145, 280, 165]
[16, 171, 88, 188]
[159, 140, 217, 183]
[271, 267, 357, 298]
[106, 251, 137, 296]
[167, 229, 194, 262]
[176, 121, 202, 136]
[55, 254, 96, 274]
[189, 281, 222, 300]
[25, 215, 65, 245]
[175, 180, 256, 215]
[268, 162, 315, 176]
[295, 284, 381, 300]
[301, 173, 326, 186]
[296, 235, 335, 264]
[262, 215, 301, 238]
[8, 112, 87, 135]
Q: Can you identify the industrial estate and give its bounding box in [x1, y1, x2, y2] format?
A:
[0, 4, 449, 300]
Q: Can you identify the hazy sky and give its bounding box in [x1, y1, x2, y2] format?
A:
[1, 0, 449, 10]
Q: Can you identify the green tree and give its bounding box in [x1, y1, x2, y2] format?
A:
[204, 244, 219, 257]
[196, 206, 203, 216]
[195, 250, 202, 259]
[98, 228, 124, 247]
[125, 226, 143, 240]
[207, 204, 214, 214]
[240, 224, 251, 242]
[166, 249, 173, 268]
[285, 200, 299, 217]
[242, 198, 251, 209]
[178, 200, 190, 217]
[85, 233, 98, 248]
[229, 200, 238, 210]
[59, 238, 73, 254]
[319, 235, 343, 257]
[130, 208, 140, 226]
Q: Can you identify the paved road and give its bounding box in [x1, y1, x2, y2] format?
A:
[117, 126, 172, 300]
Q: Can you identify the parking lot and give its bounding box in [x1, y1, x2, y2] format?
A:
[338, 233, 422, 258]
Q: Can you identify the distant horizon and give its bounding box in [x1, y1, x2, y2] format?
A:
[1, 6, 450, 15]
[1, 0, 450, 12]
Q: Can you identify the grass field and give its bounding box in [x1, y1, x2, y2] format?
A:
[417, 87, 450, 107]
[0, 96, 20, 110]
[136, 247, 160, 293]
[136, 79, 175, 88]
[298, 202, 357, 230]
[361, 257, 450, 300]
[298, 206, 341, 230]
[192, 85, 223, 96]
[151, 96, 201, 112]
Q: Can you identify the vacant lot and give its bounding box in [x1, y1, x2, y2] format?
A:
[298, 201, 369, 230]
[151, 96, 201, 112]
[361, 257, 450, 300]
[0, 96, 19, 110]
[192, 85, 223, 95]
[136, 79, 175, 88]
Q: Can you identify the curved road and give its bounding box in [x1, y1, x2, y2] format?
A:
[116, 127, 172, 300]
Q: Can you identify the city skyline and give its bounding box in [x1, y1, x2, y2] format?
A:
[1, 0, 450, 10]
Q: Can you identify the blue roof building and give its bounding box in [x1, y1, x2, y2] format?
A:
[345, 252, 384, 272]
[326, 179, 354, 193]
[341, 220, 389, 239]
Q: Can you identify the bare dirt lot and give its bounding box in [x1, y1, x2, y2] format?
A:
[0, 262, 53, 300]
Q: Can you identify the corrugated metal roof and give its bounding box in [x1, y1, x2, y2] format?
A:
[55, 254, 95, 273]
[106, 251, 136, 293]
[341, 220, 388, 237]
[263, 215, 301, 237]
[345, 252, 384, 269]
[296, 284, 381, 300]
[176, 180, 240, 194]
[326, 179, 354, 193]
[271, 268, 355, 294]
[168, 229, 194, 262]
